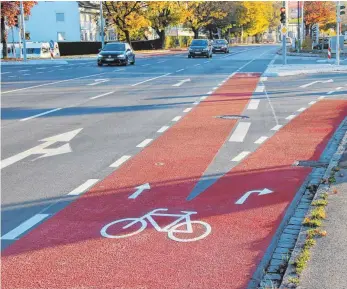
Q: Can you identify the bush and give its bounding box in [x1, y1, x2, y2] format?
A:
[302, 37, 313, 50]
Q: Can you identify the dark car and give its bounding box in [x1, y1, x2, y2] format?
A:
[212, 39, 229, 53]
[188, 39, 213, 58]
[97, 42, 135, 66]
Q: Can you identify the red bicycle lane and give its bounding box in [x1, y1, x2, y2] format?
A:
[2, 82, 347, 288]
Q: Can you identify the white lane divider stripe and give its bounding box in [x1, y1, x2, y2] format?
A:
[308, 101, 316, 105]
[254, 136, 268, 144]
[286, 115, 296, 120]
[67, 179, 99, 196]
[297, 107, 306, 112]
[271, 124, 282, 131]
[193, 101, 199, 105]
[231, 151, 251, 162]
[90, 91, 114, 100]
[318, 96, 326, 100]
[110, 155, 132, 168]
[212, 87, 218, 90]
[183, 107, 192, 113]
[207, 91, 213, 94]
[327, 91, 334, 95]
[131, 73, 171, 87]
[336, 87, 343, 90]
[260, 77, 268, 81]
[136, 139, 153, 148]
[157, 126, 170, 133]
[1, 214, 50, 240]
[255, 85, 265, 92]
[229, 122, 251, 142]
[200, 96, 208, 100]
[20, 108, 62, 121]
[176, 69, 184, 72]
[172, 116, 182, 122]
[141, 64, 150, 67]
[247, 99, 260, 110]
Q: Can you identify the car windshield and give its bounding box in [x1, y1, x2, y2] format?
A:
[103, 43, 125, 51]
[191, 40, 207, 46]
[215, 40, 227, 44]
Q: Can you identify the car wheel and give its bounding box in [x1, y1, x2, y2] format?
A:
[188, 55, 191, 58]
[192, 55, 195, 58]
[130, 56, 135, 65]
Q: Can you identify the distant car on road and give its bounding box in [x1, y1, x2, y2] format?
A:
[97, 42, 135, 66]
[212, 39, 229, 53]
[188, 39, 213, 58]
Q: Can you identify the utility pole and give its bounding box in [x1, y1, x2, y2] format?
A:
[280, 2, 287, 65]
[301, 1, 305, 49]
[336, 0, 341, 65]
[100, 1, 104, 48]
[19, 1, 27, 61]
[297, 1, 300, 52]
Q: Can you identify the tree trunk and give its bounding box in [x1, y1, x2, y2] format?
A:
[192, 28, 199, 39]
[209, 28, 213, 39]
[158, 30, 166, 49]
[1, 17, 8, 59]
[124, 30, 131, 45]
[305, 24, 310, 36]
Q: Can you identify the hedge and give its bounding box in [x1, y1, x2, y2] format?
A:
[58, 39, 163, 56]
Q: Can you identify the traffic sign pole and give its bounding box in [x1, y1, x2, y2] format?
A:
[19, 1, 27, 61]
[100, 1, 105, 49]
[336, 1, 340, 65]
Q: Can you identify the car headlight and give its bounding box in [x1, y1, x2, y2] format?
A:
[189, 48, 193, 51]
[117, 54, 126, 59]
[97, 54, 103, 58]
[203, 48, 208, 51]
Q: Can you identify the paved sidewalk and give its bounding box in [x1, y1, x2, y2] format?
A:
[297, 149, 347, 289]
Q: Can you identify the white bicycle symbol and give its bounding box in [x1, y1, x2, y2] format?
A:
[100, 208, 211, 242]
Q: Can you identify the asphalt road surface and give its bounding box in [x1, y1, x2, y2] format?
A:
[1, 45, 347, 289]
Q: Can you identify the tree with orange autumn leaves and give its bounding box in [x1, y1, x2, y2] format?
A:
[1, 1, 37, 58]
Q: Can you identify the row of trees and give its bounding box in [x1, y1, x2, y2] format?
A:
[103, 1, 282, 48]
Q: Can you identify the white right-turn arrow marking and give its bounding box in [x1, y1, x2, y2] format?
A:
[235, 188, 273, 205]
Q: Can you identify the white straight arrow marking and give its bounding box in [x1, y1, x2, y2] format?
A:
[300, 79, 333, 88]
[235, 188, 273, 205]
[128, 183, 151, 199]
[172, 78, 191, 87]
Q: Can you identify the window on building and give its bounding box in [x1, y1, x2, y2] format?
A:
[86, 14, 90, 22]
[56, 13, 65, 22]
[57, 32, 66, 41]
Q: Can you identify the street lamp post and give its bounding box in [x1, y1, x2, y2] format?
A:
[336, 0, 341, 65]
[19, 1, 27, 61]
[100, 1, 105, 48]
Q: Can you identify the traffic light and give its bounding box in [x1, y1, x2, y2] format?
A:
[340, 5, 346, 15]
[280, 7, 286, 24]
[14, 15, 19, 27]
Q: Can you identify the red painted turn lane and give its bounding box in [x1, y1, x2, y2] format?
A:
[2, 73, 347, 288]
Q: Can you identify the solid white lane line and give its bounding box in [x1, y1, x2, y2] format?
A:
[110, 155, 132, 168]
[255, 85, 265, 92]
[286, 114, 296, 120]
[327, 91, 334, 95]
[176, 69, 185, 72]
[255, 136, 268, 144]
[131, 73, 171, 87]
[260, 77, 268, 81]
[247, 99, 260, 110]
[136, 139, 153, 148]
[183, 107, 192, 113]
[200, 96, 207, 100]
[20, 108, 62, 121]
[308, 101, 316, 105]
[67, 179, 99, 196]
[297, 107, 306, 112]
[271, 125, 282, 131]
[212, 87, 218, 90]
[318, 96, 326, 100]
[232, 151, 251, 162]
[172, 116, 182, 122]
[19, 70, 29, 72]
[141, 64, 150, 67]
[90, 91, 114, 100]
[157, 126, 170, 133]
[207, 91, 213, 94]
[229, 122, 251, 142]
[1, 214, 50, 240]
[336, 87, 343, 90]
[2, 72, 108, 94]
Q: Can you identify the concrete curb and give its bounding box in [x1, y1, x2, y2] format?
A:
[254, 117, 347, 289]
[1, 60, 68, 65]
[280, 120, 347, 289]
[263, 65, 347, 77]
